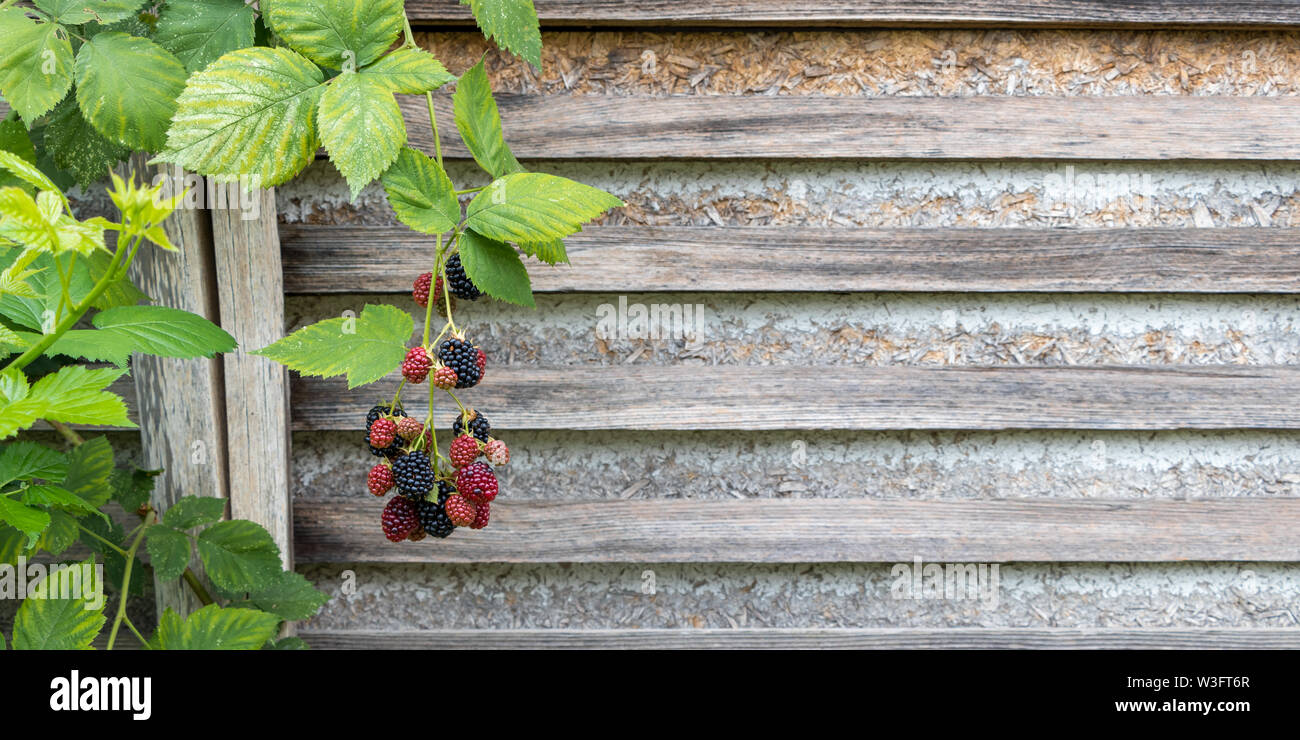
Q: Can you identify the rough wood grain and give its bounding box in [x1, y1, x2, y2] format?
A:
[293, 498, 1300, 563]
[406, 1, 1300, 28]
[301, 627, 1300, 649]
[280, 225, 1300, 294]
[210, 189, 294, 573]
[289, 365, 1300, 431]
[405, 95, 1300, 161]
[123, 159, 226, 619]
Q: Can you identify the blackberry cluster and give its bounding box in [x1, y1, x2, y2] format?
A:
[444, 254, 483, 300]
[437, 337, 483, 388]
[366, 404, 406, 429]
[417, 482, 458, 538]
[392, 450, 435, 499]
[453, 410, 491, 442]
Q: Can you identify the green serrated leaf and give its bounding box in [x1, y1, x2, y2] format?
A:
[247, 569, 329, 620]
[155, 0, 257, 74]
[162, 495, 225, 530]
[109, 466, 157, 512]
[252, 303, 413, 389]
[360, 47, 454, 94]
[34, 508, 78, 554]
[0, 366, 133, 439]
[20, 483, 104, 519]
[318, 73, 404, 199]
[0, 496, 50, 547]
[0, 441, 67, 487]
[458, 229, 533, 307]
[59, 435, 114, 508]
[268, 635, 309, 650]
[20, 328, 131, 366]
[461, 0, 542, 69]
[92, 304, 237, 359]
[0, 525, 27, 567]
[36, 0, 147, 25]
[0, 9, 74, 122]
[518, 238, 568, 265]
[44, 98, 129, 189]
[0, 115, 38, 192]
[12, 558, 105, 649]
[156, 46, 324, 186]
[466, 172, 623, 243]
[263, 0, 404, 70]
[145, 524, 191, 580]
[75, 32, 188, 152]
[453, 59, 523, 179]
[196, 519, 282, 593]
[0, 147, 65, 202]
[380, 147, 460, 235]
[156, 604, 280, 650]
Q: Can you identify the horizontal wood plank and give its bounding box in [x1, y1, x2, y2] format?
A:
[301, 627, 1300, 649]
[280, 225, 1300, 294]
[294, 498, 1300, 563]
[405, 95, 1300, 161]
[290, 366, 1300, 431]
[406, 1, 1300, 28]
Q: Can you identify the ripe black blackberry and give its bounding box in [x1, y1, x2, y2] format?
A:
[417, 482, 457, 538]
[366, 404, 407, 430]
[392, 450, 435, 498]
[444, 254, 482, 300]
[436, 337, 483, 388]
[453, 410, 491, 442]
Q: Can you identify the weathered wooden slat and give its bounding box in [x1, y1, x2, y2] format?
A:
[301, 627, 1300, 649]
[289, 366, 1300, 431]
[294, 498, 1300, 563]
[404, 95, 1300, 161]
[280, 225, 1300, 294]
[406, 1, 1300, 28]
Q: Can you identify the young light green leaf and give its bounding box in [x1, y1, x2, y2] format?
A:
[380, 147, 460, 235]
[0, 497, 50, 548]
[45, 95, 129, 189]
[466, 172, 623, 243]
[0, 441, 67, 487]
[156, 46, 325, 186]
[247, 570, 329, 620]
[162, 495, 226, 530]
[461, 0, 542, 69]
[154, 0, 257, 74]
[0, 9, 74, 122]
[155, 604, 279, 650]
[262, 0, 404, 70]
[74, 32, 188, 152]
[92, 304, 237, 359]
[458, 230, 534, 307]
[0, 150, 64, 204]
[11, 558, 105, 649]
[360, 48, 455, 95]
[83, 248, 148, 310]
[0, 365, 133, 439]
[453, 59, 522, 178]
[35, 0, 147, 25]
[60, 435, 114, 508]
[196, 520, 282, 593]
[318, 73, 405, 199]
[145, 524, 191, 581]
[252, 303, 413, 389]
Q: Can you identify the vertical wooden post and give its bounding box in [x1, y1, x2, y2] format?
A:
[125, 157, 228, 618]
[208, 185, 294, 574]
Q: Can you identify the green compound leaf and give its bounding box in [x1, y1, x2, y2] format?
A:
[44, 99, 129, 190]
[92, 304, 237, 359]
[74, 32, 188, 152]
[0, 150, 63, 202]
[0, 441, 67, 487]
[360, 47, 454, 94]
[0, 9, 74, 122]
[453, 59, 523, 179]
[253, 303, 413, 389]
[380, 147, 460, 235]
[34, 509, 78, 555]
[162, 495, 226, 530]
[466, 171, 624, 243]
[0, 496, 50, 548]
[12, 558, 105, 649]
[0, 365, 133, 439]
[25, 328, 132, 367]
[35, 0, 147, 25]
[154, 0, 257, 74]
[145, 524, 191, 581]
[156, 46, 325, 186]
[156, 604, 280, 650]
[196, 520, 283, 594]
[263, 0, 404, 70]
[458, 229, 534, 308]
[461, 0, 542, 69]
[318, 73, 405, 199]
[20, 483, 103, 519]
[247, 570, 329, 621]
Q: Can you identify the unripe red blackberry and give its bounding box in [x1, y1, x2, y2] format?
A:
[401, 346, 433, 384]
[368, 418, 397, 447]
[445, 254, 482, 300]
[381, 495, 419, 542]
[455, 462, 498, 505]
[407, 526, 427, 542]
[476, 348, 487, 373]
[367, 463, 394, 496]
[449, 434, 480, 468]
[395, 416, 424, 443]
[413, 272, 443, 308]
[436, 337, 483, 388]
[432, 365, 457, 389]
[444, 494, 477, 527]
[484, 439, 509, 466]
[469, 500, 490, 530]
[453, 410, 491, 442]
